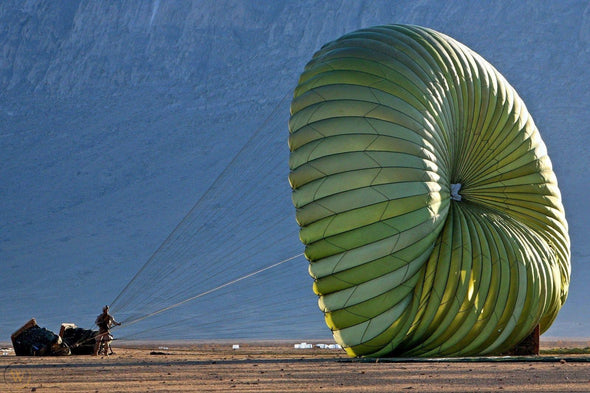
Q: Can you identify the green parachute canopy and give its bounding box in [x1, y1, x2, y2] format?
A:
[288, 24, 570, 357]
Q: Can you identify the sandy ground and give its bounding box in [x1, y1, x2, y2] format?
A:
[1, 342, 590, 393]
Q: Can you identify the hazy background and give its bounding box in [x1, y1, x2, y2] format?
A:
[1, 0, 589, 341]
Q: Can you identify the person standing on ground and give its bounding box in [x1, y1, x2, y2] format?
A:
[93, 305, 121, 356]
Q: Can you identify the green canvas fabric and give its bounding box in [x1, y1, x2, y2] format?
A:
[289, 25, 570, 357]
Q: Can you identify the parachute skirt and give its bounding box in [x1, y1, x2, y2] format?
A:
[288, 25, 570, 357]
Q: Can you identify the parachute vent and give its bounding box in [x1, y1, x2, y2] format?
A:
[450, 183, 462, 201]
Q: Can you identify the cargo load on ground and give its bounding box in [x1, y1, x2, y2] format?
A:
[11, 319, 97, 356]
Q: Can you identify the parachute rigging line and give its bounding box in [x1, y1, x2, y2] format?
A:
[108, 88, 298, 334]
[110, 89, 291, 308]
[116, 252, 303, 329]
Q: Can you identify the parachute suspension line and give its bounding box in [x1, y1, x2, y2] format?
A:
[124, 83, 286, 302]
[116, 262, 317, 340]
[109, 88, 292, 311]
[109, 126, 294, 317]
[165, 229, 298, 305]
[117, 288, 309, 341]
[103, 72, 323, 339]
[149, 137, 290, 294]
[119, 252, 304, 328]
[112, 249, 320, 340]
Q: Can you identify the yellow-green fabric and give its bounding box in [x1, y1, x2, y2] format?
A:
[288, 25, 570, 357]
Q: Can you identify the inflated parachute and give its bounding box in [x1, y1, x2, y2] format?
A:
[288, 25, 570, 357]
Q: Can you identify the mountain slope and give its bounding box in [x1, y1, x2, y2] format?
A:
[1, 0, 588, 340]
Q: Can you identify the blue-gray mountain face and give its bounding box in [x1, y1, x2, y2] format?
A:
[1, 1, 588, 340]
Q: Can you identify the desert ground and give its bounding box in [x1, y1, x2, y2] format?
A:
[1, 341, 589, 393]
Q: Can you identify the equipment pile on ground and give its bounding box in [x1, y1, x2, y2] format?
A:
[11, 318, 97, 356]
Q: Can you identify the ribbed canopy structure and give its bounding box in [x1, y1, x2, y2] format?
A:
[288, 25, 570, 357]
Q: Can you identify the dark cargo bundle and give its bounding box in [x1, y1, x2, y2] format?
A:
[60, 323, 98, 355]
[11, 319, 70, 356]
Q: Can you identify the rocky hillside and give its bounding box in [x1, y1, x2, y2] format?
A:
[1, 0, 588, 339]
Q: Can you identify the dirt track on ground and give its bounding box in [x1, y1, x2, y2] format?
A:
[2, 343, 590, 392]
